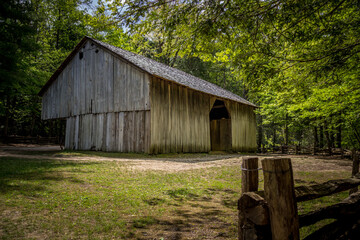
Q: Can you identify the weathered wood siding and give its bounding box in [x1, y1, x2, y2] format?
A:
[42, 40, 150, 119]
[210, 119, 232, 151]
[64, 111, 150, 152]
[149, 77, 211, 153]
[42, 40, 151, 152]
[149, 77, 256, 153]
[227, 101, 257, 152]
[42, 39, 256, 153]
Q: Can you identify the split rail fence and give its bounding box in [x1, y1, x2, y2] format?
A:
[238, 155, 360, 240]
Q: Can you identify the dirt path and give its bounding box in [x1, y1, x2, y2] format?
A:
[0, 144, 353, 172]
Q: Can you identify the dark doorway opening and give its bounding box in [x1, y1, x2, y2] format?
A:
[210, 100, 232, 151]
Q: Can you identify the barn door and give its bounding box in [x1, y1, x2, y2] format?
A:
[210, 100, 232, 151]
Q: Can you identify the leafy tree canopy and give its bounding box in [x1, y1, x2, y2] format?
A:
[105, 0, 360, 148]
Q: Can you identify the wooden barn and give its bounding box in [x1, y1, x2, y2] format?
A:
[39, 36, 257, 153]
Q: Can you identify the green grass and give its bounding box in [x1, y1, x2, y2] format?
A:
[0, 156, 243, 239]
[0, 155, 352, 239]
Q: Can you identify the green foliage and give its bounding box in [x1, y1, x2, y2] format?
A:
[1, 0, 359, 150]
[110, 0, 360, 149]
[0, 0, 38, 93]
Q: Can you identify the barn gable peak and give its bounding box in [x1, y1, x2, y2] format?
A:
[39, 36, 256, 107]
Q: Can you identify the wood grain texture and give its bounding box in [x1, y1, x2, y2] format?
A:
[299, 191, 360, 227]
[149, 76, 257, 153]
[255, 173, 360, 202]
[41, 40, 150, 120]
[262, 158, 300, 240]
[241, 157, 259, 193]
[238, 192, 271, 240]
[64, 111, 150, 152]
[149, 77, 211, 154]
[228, 101, 257, 152]
[42, 39, 257, 153]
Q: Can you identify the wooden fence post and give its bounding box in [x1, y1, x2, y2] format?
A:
[262, 158, 300, 240]
[350, 151, 359, 195]
[239, 157, 262, 240]
[242, 157, 259, 193]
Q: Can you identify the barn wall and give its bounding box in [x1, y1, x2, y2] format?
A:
[42, 40, 150, 120]
[149, 77, 211, 153]
[227, 101, 257, 152]
[65, 111, 150, 152]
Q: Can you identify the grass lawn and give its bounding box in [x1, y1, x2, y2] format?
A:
[0, 151, 352, 239]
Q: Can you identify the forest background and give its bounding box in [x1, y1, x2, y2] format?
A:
[1, 0, 359, 152]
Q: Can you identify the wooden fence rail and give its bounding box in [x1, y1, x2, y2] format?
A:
[260, 145, 347, 156]
[238, 154, 360, 240]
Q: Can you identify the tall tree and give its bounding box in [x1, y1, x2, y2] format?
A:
[107, 0, 360, 149]
[0, 0, 38, 137]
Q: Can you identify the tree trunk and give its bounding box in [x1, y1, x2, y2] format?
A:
[314, 126, 319, 154]
[331, 125, 335, 148]
[350, 150, 359, 195]
[222, 67, 226, 88]
[272, 123, 276, 152]
[319, 125, 324, 149]
[324, 122, 332, 155]
[336, 125, 342, 148]
[56, 8, 61, 49]
[4, 94, 10, 138]
[285, 114, 289, 146]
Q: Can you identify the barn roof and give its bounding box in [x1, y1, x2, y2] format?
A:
[39, 36, 256, 107]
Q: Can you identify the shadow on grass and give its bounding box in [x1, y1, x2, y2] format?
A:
[0, 157, 100, 196]
[138, 187, 239, 239]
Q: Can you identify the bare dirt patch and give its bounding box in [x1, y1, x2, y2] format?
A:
[0, 144, 353, 173]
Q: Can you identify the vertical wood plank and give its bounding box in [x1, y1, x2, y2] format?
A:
[106, 53, 114, 112]
[96, 114, 104, 151]
[117, 112, 124, 151]
[81, 46, 86, 115]
[84, 42, 90, 113]
[144, 110, 151, 153]
[91, 114, 96, 150]
[123, 112, 129, 152]
[102, 113, 108, 151]
[105, 113, 115, 151]
[144, 73, 150, 110]
[133, 111, 138, 152]
[113, 58, 121, 111]
[74, 115, 79, 150]
[138, 111, 145, 152]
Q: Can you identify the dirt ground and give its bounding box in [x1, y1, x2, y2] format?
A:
[0, 143, 353, 173]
